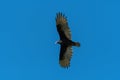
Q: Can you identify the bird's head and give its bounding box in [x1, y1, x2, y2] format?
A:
[55, 40, 62, 44]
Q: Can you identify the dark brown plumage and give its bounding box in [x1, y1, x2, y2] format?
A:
[55, 12, 80, 68]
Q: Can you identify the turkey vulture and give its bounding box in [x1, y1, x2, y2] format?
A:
[55, 12, 80, 68]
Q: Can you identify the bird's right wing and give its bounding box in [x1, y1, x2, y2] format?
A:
[56, 12, 71, 40]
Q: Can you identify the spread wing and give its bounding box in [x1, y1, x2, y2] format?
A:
[56, 12, 71, 40]
[59, 45, 73, 68]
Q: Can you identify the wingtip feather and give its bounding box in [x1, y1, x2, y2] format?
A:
[56, 12, 67, 25]
[59, 59, 70, 68]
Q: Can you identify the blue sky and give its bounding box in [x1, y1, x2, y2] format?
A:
[0, 0, 120, 80]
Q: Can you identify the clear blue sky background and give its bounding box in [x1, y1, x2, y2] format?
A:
[0, 0, 120, 80]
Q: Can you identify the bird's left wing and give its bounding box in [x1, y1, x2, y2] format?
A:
[59, 45, 73, 68]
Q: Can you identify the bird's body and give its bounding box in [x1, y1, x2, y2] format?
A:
[58, 38, 79, 47]
[55, 12, 80, 68]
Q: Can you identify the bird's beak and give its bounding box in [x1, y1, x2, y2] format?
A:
[55, 41, 58, 44]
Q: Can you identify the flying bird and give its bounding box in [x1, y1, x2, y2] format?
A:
[55, 12, 80, 68]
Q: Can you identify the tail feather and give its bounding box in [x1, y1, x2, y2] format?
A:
[73, 42, 80, 47]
